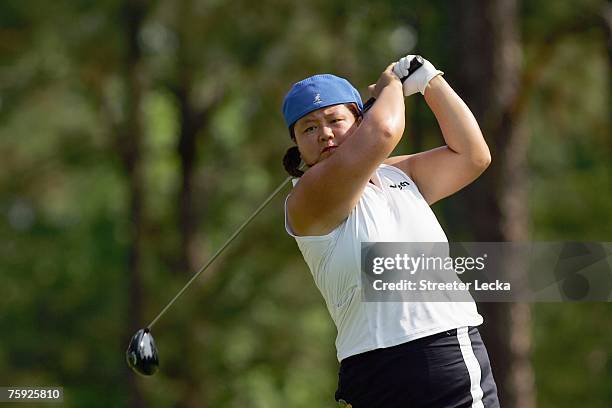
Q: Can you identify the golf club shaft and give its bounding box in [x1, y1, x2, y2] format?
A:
[147, 176, 293, 329]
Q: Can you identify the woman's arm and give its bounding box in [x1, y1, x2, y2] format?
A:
[387, 75, 491, 205]
[288, 66, 405, 236]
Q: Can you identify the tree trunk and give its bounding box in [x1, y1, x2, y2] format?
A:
[172, 2, 217, 404]
[176, 77, 204, 276]
[174, 73, 209, 408]
[452, 1, 535, 407]
[121, 0, 147, 406]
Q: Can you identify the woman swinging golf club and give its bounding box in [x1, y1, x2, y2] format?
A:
[281, 56, 500, 407]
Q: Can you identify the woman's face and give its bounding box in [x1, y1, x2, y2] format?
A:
[293, 104, 360, 166]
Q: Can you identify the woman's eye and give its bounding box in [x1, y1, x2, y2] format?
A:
[331, 118, 344, 123]
[304, 126, 316, 133]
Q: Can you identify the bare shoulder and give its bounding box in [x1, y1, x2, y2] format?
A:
[286, 155, 371, 236]
[385, 145, 489, 205]
[384, 155, 415, 178]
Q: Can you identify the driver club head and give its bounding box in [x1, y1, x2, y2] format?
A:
[126, 328, 159, 376]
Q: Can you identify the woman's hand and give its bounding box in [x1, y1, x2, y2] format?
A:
[368, 63, 401, 99]
[393, 55, 443, 96]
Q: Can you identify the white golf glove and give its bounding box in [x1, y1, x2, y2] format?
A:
[393, 55, 443, 96]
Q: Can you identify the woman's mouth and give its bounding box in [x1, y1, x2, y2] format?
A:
[321, 146, 338, 154]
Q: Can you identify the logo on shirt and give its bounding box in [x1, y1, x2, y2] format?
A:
[313, 93, 322, 104]
[389, 181, 410, 190]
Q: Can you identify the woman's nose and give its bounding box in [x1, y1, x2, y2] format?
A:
[319, 126, 334, 141]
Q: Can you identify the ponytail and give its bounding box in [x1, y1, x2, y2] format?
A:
[283, 146, 304, 177]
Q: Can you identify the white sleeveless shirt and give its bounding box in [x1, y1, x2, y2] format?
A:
[284, 164, 483, 361]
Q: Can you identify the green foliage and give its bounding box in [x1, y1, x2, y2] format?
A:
[0, 0, 610, 406]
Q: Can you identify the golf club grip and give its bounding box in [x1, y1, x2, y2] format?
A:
[362, 55, 424, 113]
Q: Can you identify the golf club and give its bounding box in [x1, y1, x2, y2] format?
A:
[126, 56, 424, 376]
[126, 175, 292, 376]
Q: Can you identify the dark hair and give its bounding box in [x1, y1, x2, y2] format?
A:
[282, 103, 362, 178]
[283, 146, 304, 177]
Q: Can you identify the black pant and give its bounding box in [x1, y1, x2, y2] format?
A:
[335, 327, 500, 408]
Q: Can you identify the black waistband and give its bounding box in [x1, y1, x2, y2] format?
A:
[341, 326, 477, 367]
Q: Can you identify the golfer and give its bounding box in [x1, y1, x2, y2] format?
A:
[281, 56, 500, 407]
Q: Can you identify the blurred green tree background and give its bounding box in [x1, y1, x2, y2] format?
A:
[0, 0, 610, 407]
